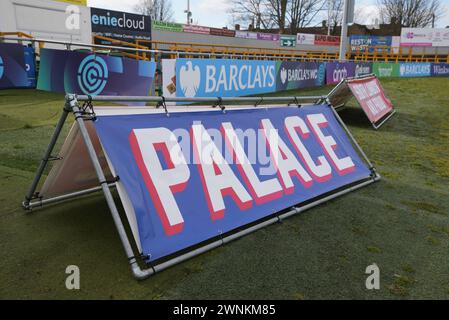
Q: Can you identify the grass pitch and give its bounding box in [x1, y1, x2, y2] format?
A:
[0, 78, 448, 299]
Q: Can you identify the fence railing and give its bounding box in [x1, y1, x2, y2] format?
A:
[2, 33, 448, 64]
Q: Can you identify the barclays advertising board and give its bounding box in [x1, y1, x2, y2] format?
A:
[399, 63, 431, 77]
[431, 63, 449, 77]
[276, 61, 326, 91]
[176, 59, 276, 98]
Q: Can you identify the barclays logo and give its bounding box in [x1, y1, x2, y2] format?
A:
[77, 55, 108, 96]
[179, 61, 201, 98]
[280, 68, 288, 84]
[0, 56, 4, 80]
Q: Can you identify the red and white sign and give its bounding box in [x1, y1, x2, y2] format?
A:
[346, 76, 394, 124]
[183, 24, 211, 35]
[314, 35, 340, 46]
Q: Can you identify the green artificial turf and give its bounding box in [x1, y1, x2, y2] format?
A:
[0, 78, 448, 299]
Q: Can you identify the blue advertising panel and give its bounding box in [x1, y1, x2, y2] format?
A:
[94, 106, 372, 261]
[431, 63, 449, 77]
[349, 35, 392, 52]
[176, 58, 276, 98]
[276, 61, 326, 91]
[23, 46, 37, 88]
[0, 43, 29, 89]
[37, 48, 156, 97]
[399, 63, 431, 77]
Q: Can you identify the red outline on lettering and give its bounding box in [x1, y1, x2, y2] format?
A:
[306, 115, 355, 176]
[220, 124, 283, 205]
[284, 121, 332, 183]
[129, 131, 185, 236]
[153, 142, 175, 170]
[260, 120, 313, 195]
[191, 126, 252, 221]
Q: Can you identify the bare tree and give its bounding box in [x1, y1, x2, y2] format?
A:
[327, 0, 344, 31]
[134, 0, 174, 22]
[378, 0, 443, 27]
[266, 0, 288, 33]
[230, 0, 275, 29]
[230, 0, 326, 32]
[288, 0, 327, 33]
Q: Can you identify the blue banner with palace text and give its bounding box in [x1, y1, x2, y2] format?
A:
[94, 105, 372, 261]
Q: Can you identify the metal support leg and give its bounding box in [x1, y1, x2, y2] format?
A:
[69, 94, 153, 280]
[23, 98, 71, 210]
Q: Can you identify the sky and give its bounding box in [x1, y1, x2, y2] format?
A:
[88, 0, 449, 29]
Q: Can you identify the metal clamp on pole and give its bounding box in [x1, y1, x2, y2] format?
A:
[75, 95, 97, 122]
[291, 97, 301, 108]
[156, 96, 169, 117]
[254, 97, 264, 108]
[213, 97, 226, 112]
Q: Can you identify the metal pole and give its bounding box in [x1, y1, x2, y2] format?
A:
[69, 94, 145, 280]
[75, 95, 327, 103]
[23, 101, 71, 209]
[27, 183, 117, 210]
[339, 0, 349, 61]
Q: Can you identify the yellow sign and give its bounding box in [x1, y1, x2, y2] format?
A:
[54, 0, 87, 5]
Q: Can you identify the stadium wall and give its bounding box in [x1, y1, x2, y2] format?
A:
[0, 0, 92, 45]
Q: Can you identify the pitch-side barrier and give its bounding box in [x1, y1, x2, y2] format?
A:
[23, 94, 380, 280]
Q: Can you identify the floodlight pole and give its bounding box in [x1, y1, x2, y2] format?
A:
[339, 0, 349, 61]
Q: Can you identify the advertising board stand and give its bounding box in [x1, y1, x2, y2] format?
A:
[23, 94, 380, 280]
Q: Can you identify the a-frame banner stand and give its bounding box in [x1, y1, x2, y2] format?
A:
[327, 74, 396, 129]
[23, 94, 380, 280]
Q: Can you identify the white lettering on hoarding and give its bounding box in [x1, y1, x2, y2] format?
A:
[130, 114, 356, 235]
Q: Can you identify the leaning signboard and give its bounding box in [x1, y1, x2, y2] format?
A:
[346, 75, 395, 128]
[91, 7, 151, 45]
[328, 75, 396, 129]
[93, 105, 374, 262]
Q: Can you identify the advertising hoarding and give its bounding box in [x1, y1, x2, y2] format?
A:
[37, 48, 156, 97]
[0, 43, 29, 89]
[373, 63, 400, 78]
[400, 28, 449, 47]
[399, 63, 431, 77]
[91, 7, 151, 45]
[93, 105, 372, 261]
[176, 58, 276, 98]
[276, 61, 326, 91]
[326, 62, 355, 84]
